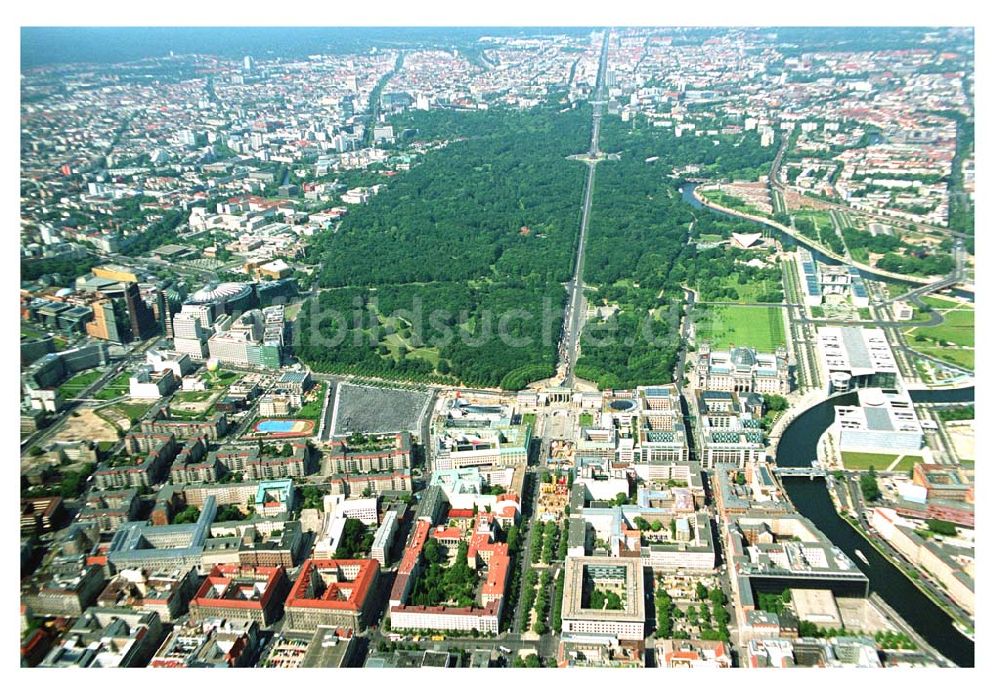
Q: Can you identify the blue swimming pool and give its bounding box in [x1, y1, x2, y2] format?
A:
[256, 420, 297, 433]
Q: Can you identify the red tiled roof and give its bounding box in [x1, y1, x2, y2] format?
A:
[285, 559, 378, 613]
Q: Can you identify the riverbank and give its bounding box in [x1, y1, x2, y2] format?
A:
[775, 390, 974, 666]
[813, 416, 976, 634]
[838, 507, 974, 633]
[690, 184, 936, 287]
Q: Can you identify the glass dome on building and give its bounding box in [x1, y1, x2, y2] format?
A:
[730, 346, 757, 371]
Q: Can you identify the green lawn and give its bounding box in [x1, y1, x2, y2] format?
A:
[889, 456, 924, 474]
[20, 323, 46, 340]
[57, 369, 104, 399]
[579, 412, 594, 428]
[97, 400, 155, 427]
[95, 372, 131, 400]
[916, 347, 974, 371]
[794, 210, 834, 233]
[713, 276, 784, 304]
[206, 370, 241, 387]
[171, 389, 218, 403]
[406, 346, 442, 368]
[296, 382, 328, 422]
[694, 305, 786, 352]
[905, 306, 974, 371]
[908, 309, 974, 348]
[921, 295, 965, 310]
[702, 189, 758, 216]
[841, 451, 921, 471]
[117, 401, 155, 422]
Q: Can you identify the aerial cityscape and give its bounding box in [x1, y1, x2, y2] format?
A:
[18, 25, 976, 669]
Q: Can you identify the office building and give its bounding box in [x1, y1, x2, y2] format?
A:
[130, 365, 178, 400]
[150, 619, 260, 668]
[834, 388, 923, 454]
[39, 608, 164, 668]
[693, 390, 767, 467]
[560, 556, 646, 640]
[796, 248, 869, 308]
[172, 308, 211, 359]
[370, 510, 399, 566]
[188, 564, 289, 627]
[284, 559, 379, 632]
[816, 326, 900, 393]
[96, 567, 200, 623]
[125, 281, 159, 340]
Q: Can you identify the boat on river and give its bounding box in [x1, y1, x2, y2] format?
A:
[854, 549, 871, 566]
[953, 621, 975, 642]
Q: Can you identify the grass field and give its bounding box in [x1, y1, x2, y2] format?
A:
[95, 372, 130, 400]
[841, 451, 923, 472]
[694, 305, 786, 352]
[296, 382, 328, 423]
[795, 210, 835, 232]
[57, 369, 103, 399]
[711, 276, 784, 304]
[905, 304, 974, 371]
[98, 400, 155, 426]
[206, 370, 241, 387]
[702, 189, 759, 216]
[909, 308, 973, 347]
[171, 390, 217, 403]
[916, 347, 974, 371]
[379, 318, 446, 371]
[921, 295, 965, 310]
[117, 401, 155, 422]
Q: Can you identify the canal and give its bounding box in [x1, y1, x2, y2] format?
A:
[775, 391, 974, 667]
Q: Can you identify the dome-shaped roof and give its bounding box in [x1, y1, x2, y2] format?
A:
[730, 346, 757, 370]
[188, 281, 251, 305]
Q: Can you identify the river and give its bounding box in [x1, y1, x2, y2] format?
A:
[775, 391, 974, 667]
[679, 179, 975, 665]
[679, 182, 974, 301]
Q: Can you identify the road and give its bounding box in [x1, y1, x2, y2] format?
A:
[20, 334, 160, 451]
[844, 474, 972, 629]
[559, 29, 609, 389]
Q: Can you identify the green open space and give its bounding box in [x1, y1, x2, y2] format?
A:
[921, 295, 965, 310]
[714, 274, 785, 304]
[841, 451, 922, 471]
[701, 188, 759, 216]
[57, 369, 104, 399]
[573, 113, 780, 390]
[94, 372, 130, 400]
[20, 323, 47, 340]
[693, 304, 787, 352]
[905, 306, 974, 371]
[171, 389, 218, 403]
[908, 308, 973, 347]
[206, 370, 241, 387]
[296, 382, 328, 423]
[296, 106, 591, 388]
[915, 347, 974, 371]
